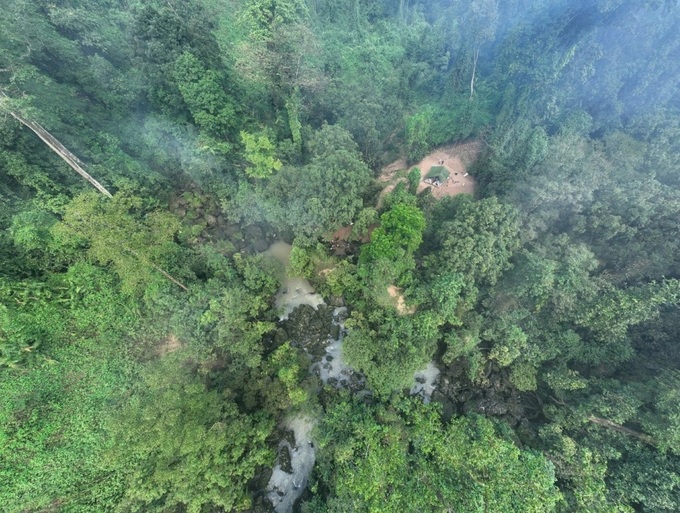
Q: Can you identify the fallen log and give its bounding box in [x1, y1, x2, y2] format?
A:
[587, 415, 656, 446]
[2, 95, 187, 291]
[7, 109, 113, 198]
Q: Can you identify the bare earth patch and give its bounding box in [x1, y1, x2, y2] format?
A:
[331, 225, 353, 241]
[317, 268, 333, 278]
[378, 140, 482, 204]
[330, 223, 377, 247]
[387, 285, 415, 315]
[378, 157, 408, 183]
[156, 334, 182, 356]
[376, 181, 406, 209]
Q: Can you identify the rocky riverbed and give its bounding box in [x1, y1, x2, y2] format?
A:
[261, 241, 445, 512]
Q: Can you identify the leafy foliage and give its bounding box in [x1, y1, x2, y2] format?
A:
[3, 1, 680, 512]
[52, 192, 184, 296]
[256, 123, 372, 241]
[108, 357, 274, 513]
[241, 129, 283, 178]
[311, 399, 561, 512]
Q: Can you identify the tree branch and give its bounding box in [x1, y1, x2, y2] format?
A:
[1, 92, 189, 292]
[587, 415, 656, 446]
[123, 246, 189, 292]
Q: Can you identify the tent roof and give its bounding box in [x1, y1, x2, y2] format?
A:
[426, 166, 450, 180]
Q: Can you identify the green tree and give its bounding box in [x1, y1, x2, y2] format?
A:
[362, 203, 425, 262]
[405, 108, 433, 163]
[311, 399, 561, 512]
[107, 358, 274, 513]
[343, 309, 440, 396]
[51, 192, 186, 296]
[261, 124, 372, 241]
[350, 207, 379, 242]
[0, 261, 140, 368]
[201, 253, 280, 369]
[355, 199, 425, 304]
[426, 196, 520, 287]
[241, 129, 282, 178]
[641, 371, 680, 456]
[174, 52, 239, 153]
[0, 263, 141, 511]
[131, 1, 224, 115]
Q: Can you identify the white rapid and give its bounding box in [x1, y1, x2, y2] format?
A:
[261, 242, 437, 512]
[263, 242, 324, 320]
[262, 242, 326, 513]
[267, 415, 316, 513]
[310, 307, 367, 393]
[410, 361, 440, 404]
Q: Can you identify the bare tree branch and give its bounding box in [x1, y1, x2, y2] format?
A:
[470, 47, 480, 101]
[0, 97, 114, 198]
[1, 92, 189, 292]
[587, 415, 657, 446]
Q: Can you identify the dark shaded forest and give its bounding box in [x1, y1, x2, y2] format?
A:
[2, 1, 680, 512]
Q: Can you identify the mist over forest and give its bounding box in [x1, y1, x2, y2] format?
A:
[2, 1, 680, 512]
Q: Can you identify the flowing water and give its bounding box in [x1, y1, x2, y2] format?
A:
[261, 241, 439, 512]
[266, 416, 316, 513]
[411, 362, 440, 404]
[263, 242, 324, 320]
[263, 242, 342, 513]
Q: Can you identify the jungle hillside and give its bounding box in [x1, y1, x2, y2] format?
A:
[2, 1, 680, 512]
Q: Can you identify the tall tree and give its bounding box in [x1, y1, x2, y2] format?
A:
[311, 399, 561, 512]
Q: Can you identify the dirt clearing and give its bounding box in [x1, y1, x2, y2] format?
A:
[156, 334, 182, 356]
[378, 140, 482, 203]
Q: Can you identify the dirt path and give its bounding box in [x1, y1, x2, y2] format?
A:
[387, 285, 415, 315]
[378, 157, 408, 183]
[378, 140, 482, 203]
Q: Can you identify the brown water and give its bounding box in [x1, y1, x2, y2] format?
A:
[263, 242, 324, 320]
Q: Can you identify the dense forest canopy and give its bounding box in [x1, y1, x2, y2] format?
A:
[2, 0, 680, 512]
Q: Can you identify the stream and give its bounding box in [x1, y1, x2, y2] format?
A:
[263, 242, 324, 320]
[261, 241, 440, 512]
